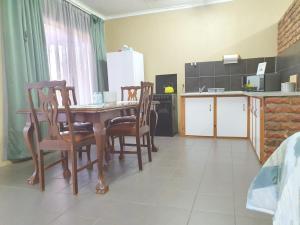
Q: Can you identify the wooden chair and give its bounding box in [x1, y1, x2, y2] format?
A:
[108, 86, 141, 159]
[121, 86, 140, 100]
[27, 80, 95, 194]
[107, 82, 153, 170]
[56, 86, 93, 164]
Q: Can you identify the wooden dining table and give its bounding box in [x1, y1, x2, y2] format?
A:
[18, 101, 159, 194]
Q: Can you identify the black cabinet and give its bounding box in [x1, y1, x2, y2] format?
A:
[153, 94, 178, 137]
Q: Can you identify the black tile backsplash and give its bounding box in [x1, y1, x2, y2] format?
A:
[246, 58, 265, 74]
[185, 77, 200, 92]
[185, 39, 300, 93]
[264, 57, 276, 74]
[230, 60, 246, 75]
[215, 76, 230, 90]
[230, 75, 244, 91]
[215, 61, 230, 76]
[277, 40, 300, 83]
[199, 77, 215, 89]
[185, 63, 200, 78]
[199, 62, 215, 76]
[185, 56, 277, 92]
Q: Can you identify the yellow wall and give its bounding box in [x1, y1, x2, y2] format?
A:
[105, 0, 293, 93]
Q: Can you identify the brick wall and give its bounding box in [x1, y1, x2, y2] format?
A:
[278, 0, 300, 53]
[264, 97, 300, 161]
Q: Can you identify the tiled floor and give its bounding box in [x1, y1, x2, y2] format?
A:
[0, 136, 272, 225]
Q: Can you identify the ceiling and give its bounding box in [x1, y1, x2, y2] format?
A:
[74, 0, 232, 19]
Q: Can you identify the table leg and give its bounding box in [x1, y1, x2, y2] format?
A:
[150, 109, 159, 152]
[93, 122, 109, 194]
[23, 122, 39, 185]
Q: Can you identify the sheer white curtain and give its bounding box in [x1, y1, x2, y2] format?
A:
[42, 0, 97, 104]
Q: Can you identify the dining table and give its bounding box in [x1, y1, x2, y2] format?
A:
[17, 101, 159, 194]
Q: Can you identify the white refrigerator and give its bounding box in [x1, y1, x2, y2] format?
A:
[107, 51, 144, 101]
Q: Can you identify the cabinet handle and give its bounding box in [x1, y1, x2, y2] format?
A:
[209, 104, 212, 112]
[243, 104, 246, 111]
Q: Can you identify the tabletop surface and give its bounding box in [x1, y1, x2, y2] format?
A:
[17, 100, 159, 114]
[17, 101, 138, 114]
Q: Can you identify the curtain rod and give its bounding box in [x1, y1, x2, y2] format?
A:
[64, 0, 104, 19]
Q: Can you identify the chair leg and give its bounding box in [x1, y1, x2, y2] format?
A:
[62, 151, 71, 178]
[111, 136, 115, 152]
[105, 136, 112, 163]
[136, 136, 143, 171]
[142, 135, 146, 146]
[60, 152, 65, 168]
[71, 148, 78, 195]
[119, 136, 125, 160]
[86, 145, 93, 170]
[146, 133, 152, 162]
[38, 150, 45, 191]
[78, 148, 83, 160]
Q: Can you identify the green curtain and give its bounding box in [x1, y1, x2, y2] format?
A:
[90, 15, 108, 91]
[2, 0, 49, 160]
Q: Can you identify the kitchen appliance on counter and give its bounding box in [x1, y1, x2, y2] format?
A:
[154, 74, 178, 137]
[243, 73, 281, 92]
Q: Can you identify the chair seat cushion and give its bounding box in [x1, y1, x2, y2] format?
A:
[107, 122, 149, 137]
[110, 115, 136, 125]
[61, 131, 95, 143]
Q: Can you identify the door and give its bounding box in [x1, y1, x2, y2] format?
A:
[185, 97, 214, 136]
[217, 97, 248, 137]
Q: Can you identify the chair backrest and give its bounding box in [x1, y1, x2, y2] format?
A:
[66, 86, 77, 105]
[121, 86, 141, 101]
[26, 80, 74, 143]
[136, 82, 154, 129]
[55, 86, 77, 106]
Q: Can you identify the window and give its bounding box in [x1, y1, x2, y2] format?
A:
[43, 3, 97, 104]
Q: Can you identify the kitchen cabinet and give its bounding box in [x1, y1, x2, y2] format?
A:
[249, 97, 261, 160]
[254, 98, 261, 159]
[181, 92, 300, 164]
[217, 97, 248, 137]
[185, 97, 214, 136]
[250, 98, 254, 145]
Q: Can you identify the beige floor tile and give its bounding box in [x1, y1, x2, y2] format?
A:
[188, 211, 235, 225]
[235, 215, 272, 225]
[0, 136, 266, 225]
[193, 194, 234, 215]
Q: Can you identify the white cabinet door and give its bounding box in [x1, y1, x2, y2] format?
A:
[185, 98, 214, 136]
[250, 97, 254, 144]
[217, 97, 248, 137]
[251, 97, 256, 148]
[255, 98, 261, 159]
